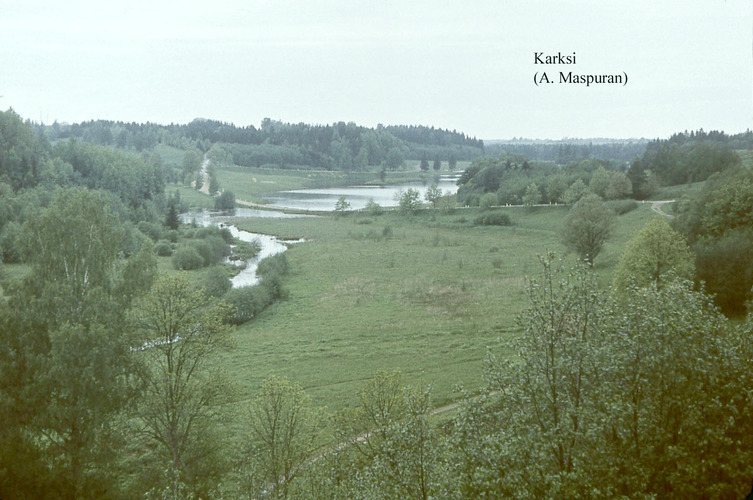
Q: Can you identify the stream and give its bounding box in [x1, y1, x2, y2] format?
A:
[180, 209, 306, 288]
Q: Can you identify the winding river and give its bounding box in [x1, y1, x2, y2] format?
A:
[180, 209, 307, 288]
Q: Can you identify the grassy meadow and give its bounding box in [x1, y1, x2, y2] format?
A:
[216, 200, 657, 418]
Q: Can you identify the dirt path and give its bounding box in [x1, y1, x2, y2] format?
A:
[197, 155, 211, 195]
[650, 200, 675, 218]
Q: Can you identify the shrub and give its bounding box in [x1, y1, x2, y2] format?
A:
[165, 230, 180, 243]
[195, 225, 232, 243]
[365, 198, 383, 216]
[215, 190, 236, 210]
[154, 240, 173, 257]
[225, 285, 271, 324]
[137, 221, 163, 242]
[172, 246, 204, 270]
[225, 253, 289, 324]
[605, 199, 638, 215]
[474, 212, 513, 226]
[191, 235, 229, 267]
[232, 239, 261, 261]
[479, 192, 498, 211]
[204, 266, 232, 298]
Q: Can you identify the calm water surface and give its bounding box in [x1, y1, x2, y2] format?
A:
[263, 174, 460, 211]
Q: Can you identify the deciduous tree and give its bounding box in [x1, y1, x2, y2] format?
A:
[130, 274, 234, 496]
[242, 376, 322, 499]
[612, 217, 695, 291]
[560, 194, 616, 265]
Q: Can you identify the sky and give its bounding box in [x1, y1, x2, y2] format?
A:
[0, 0, 751, 140]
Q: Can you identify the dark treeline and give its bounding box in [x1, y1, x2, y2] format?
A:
[486, 138, 649, 164]
[35, 117, 486, 171]
[627, 129, 750, 198]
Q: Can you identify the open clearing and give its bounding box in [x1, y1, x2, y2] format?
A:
[217, 202, 656, 416]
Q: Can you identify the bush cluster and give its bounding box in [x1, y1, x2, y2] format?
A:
[473, 212, 513, 226]
[171, 225, 232, 270]
[225, 253, 289, 324]
[604, 199, 638, 215]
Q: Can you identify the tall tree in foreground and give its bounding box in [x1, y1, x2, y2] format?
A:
[453, 255, 753, 498]
[483, 254, 603, 497]
[0, 187, 138, 498]
[560, 194, 616, 265]
[241, 376, 322, 499]
[20, 187, 123, 327]
[130, 274, 234, 497]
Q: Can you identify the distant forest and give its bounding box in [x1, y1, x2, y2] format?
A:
[486, 138, 649, 164]
[34, 118, 486, 171]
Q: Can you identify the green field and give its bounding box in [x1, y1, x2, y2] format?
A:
[217, 202, 656, 417]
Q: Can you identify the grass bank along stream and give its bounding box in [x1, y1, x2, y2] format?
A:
[220, 203, 655, 416]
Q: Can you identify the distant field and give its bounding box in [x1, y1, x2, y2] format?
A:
[219, 202, 656, 418]
[153, 143, 187, 168]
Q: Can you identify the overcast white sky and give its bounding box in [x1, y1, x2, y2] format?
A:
[1, 0, 751, 140]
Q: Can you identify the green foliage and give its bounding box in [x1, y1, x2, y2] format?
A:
[154, 240, 173, 256]
[208, 171, 220, 196]
[613, 216, 695, 291]
[458, 255, 753, 498]
[165, 203, 180, 230]
[628, 133, 741, 197]
[433, 156, 441, 171]
[603, 198, 637, 215]
[225, 253, 289, 324]
[522, 182, 541, 207]
[0, 220, 22, 263]
[694, 228, 753, 316]
[182, 149, 202, 177]
[203, 265, 232, 298]
[473, 212, 513, 226]
[224, 285, 271, 324]
[560, 194, 616, 265]
[241, 376, 322, 498]
[115, 241, 157, 307]
[20, 188, 123, 326]
[562, 177, 590, 204]
[330, 370, 438, 499]
[130, 274, 234, 497]
[215, 190, 236, 210]
[0, 187, 149, 498]
[172, 245, 204, 270]
[334, 195, 351, 215]
[674, 168, 753, 314]
[53, 139, 165, 210]
[396, 188, 422, 215]
[0, 109, 46, 191]
[424, 183, 444, 208]
[478, 192, 497, 211]
[138, 220, 163, 242]
[192, 235, 230, 267]
[364, 197, 383, 216]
